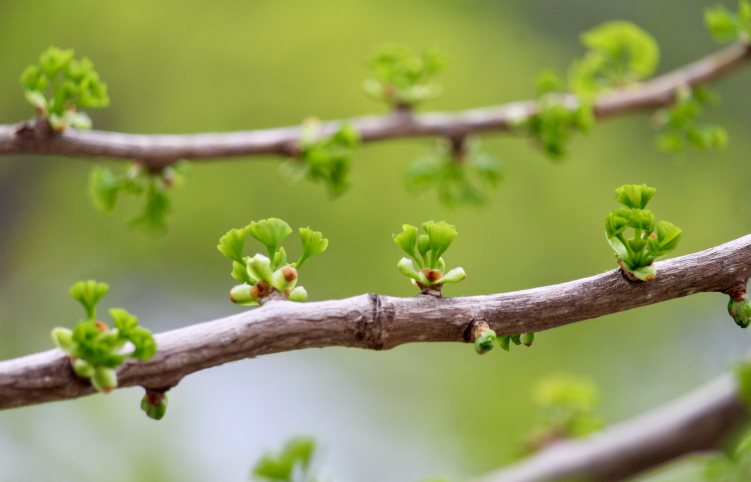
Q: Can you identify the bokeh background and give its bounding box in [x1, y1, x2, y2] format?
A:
[1, 1, 750, 481]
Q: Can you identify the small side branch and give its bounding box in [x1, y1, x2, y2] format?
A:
[0, 44, 748, 166]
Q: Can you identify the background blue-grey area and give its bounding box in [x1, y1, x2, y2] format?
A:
[0, 1, 749, 481]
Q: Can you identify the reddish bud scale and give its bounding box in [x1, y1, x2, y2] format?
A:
[280, 266, 298, 282]
[95, 321, 109, 332]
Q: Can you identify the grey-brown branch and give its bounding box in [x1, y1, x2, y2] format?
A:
[0, 43, 749, 168]
[482, 371, 748, 482]
[1, 233, 750, 411]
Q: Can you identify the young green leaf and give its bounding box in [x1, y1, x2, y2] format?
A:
[70, 280, 109, 321]
[218, 228, 248, 264]
[422, 221, 458, 269]
[393, 224, 419, 266]
[247, 218, 293, 259]
[614, 184, 656, 209]
[296, 227, 328, 269]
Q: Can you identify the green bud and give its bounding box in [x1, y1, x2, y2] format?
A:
[441, 267, 466, 284]
[521, 332, 535, 347]
[73, 358, 95, 378]
[288, 286, 307, 302]
[622, 263, 656, 282]
[497, 335, 511, 352]
[141, 393, 168, 420]
[91, 367, 117, 393]
[229, 283, 259, 306]
[729, 297, 751, 328]
[511, 334, 522, 345]
[247, 254, 273, 283]
[475, 328, 497, 355]
[272, 266, 298, 292]
[51, 327, 76, 354]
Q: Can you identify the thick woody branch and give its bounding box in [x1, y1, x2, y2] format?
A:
[0, 43, 749, 167]
[481, 373, 748, 482]
[1, 234, 751, 410]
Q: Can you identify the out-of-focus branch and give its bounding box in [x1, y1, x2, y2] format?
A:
[0, 43, 748, 169]
[1, 233, 750, 410]
[482, 373, 747, 482]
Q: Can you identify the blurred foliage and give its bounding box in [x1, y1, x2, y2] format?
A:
[363, 43, 447, 108]
[704, 432, 751, 481]
[705, 0, 751, 43]
[20, 46, 109, 131]
[405, 139, 505, 206]
[89, 161, 189, 234]
[252, 437, 318, 482]
[280, 119, 360, 197]
[653, 86, 728, 154]
[524, 374, 604, 453]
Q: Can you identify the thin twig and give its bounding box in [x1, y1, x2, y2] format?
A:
[0, 44, 748, 168]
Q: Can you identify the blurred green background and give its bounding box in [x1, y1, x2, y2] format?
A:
[1, 0, 750, 481]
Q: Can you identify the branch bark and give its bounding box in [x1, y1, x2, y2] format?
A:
[0, 43, 749, 168]
[1, 233, 750, 410]
[481, 372, 748, 482]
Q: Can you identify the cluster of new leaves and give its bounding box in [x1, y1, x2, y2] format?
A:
[526, 21, 657, 159]
[525, 71, 594, 159]
[280, 118, 360, 197]
[51, 281, 157, 394]
[252, 438, 318, 482]
[89, 162, 188, 234]
[363, 43, 447, 108]
[605, 184, 682, 282]
[20, 46, 109, 131]
[405, 139, 505, 207]
[524, 374, 605, 453]
[705, 0, 751, 44]
[568, 21, 660, 94]
[218, 218, 327, 306]
[653, 85, 728, 153]
[393, 221, 466, 294]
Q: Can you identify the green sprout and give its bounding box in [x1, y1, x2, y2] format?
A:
[20, 46, 109, 131]
[496, 332, 536, 352]
[526, 70, 594, 160]
[51, 281, 157, 394]
[279, 118, 360, 197]
[218, 218, 327, 306]
[252, 437, 318, 482]
[705, 0, 751, 44]
[393, 221, 465, 295]
[405, 138, 505, 207]
[363, 43, 447, 109]
[653, 85, 728, 153]
[727, 286, 751, 329]
[141, 390, 169, 421]
[524, 374, 605, 453]
[568, 21, 660, 94]
[605, 184, 682, 282]
[474, 323, 497, 355]
[89, 161, 189, 234]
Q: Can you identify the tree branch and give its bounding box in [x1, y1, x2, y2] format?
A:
[1, 234, 750, 410]
[0, 43, 748, 168]
[481, 372, 748, 482]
